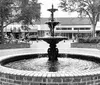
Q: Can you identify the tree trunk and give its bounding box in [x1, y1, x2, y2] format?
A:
[0, 19, 4, 44]
[0, 26, 4, 44]
[92, 24, 96, 37]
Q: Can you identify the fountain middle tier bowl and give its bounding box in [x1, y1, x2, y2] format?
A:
[45, 21, 59, 28]
[0, 48, 100, 85]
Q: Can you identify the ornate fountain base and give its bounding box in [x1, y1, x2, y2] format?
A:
[48, 44, 58, 61]
[38, 37, 67, 61]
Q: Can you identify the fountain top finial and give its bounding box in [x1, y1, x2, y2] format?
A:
[47, 4, 58, 22]
[48, 4, 58, 12]
[46, 4, 59, 36]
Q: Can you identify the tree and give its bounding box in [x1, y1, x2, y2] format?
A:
[0, 0, 14, 44]
[15, 0, 41, 31]
[0, 0, 41, 44]
[59, 0, 100, 37]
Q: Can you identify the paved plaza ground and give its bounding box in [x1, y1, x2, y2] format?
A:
[30, 39, 73, 49]
[0, 40, 77, 57]
[0, 39, 99, 58]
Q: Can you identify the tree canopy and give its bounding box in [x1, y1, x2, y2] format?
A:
[15, 0, 41, 25]
[0, 0, 13, 27]
[0, 0, 41, 44]
[59, 0, 100, 37]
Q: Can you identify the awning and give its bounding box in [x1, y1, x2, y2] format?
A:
[4, 24, 22, 32]
[4, 24, 38, 32]
[29, 29, 37, 32]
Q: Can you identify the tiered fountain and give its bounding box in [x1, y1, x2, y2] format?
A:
[39, 4, 67, 61]
[1, 4, 100, 85]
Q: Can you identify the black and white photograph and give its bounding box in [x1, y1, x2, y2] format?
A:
[0, 0, 100, 85]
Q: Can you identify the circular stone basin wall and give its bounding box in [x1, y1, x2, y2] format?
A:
[0, 48, 100, 85]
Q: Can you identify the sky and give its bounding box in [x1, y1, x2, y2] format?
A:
[38, 0, 78, 18]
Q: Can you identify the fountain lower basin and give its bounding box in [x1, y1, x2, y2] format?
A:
[0, 48, 100, 85]
[3, 54, 100, 73]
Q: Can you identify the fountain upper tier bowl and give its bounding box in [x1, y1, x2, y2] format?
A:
[45, 21, 59, 29]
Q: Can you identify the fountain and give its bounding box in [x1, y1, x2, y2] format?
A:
[38, 4, 67, 61]
[1, 5, 100, 85]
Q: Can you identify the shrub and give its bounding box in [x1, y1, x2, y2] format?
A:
[78, 37, 100, 43]
[78, 38, 84, 43]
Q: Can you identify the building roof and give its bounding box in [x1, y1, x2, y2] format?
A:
[35, 17, 91, 25]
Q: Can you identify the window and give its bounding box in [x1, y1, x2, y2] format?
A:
[85, 28, 90, 30]
[74, 28, 79, 30]
[62, 28, 72, 30]
[56, 28, 61, 30]
[56, 27, 72, 30]
[74, 28, 90, 30]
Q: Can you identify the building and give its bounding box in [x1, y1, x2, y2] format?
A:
[4, 23, 38, 39]
[36, 17, 92, 39]
[4, 17, 95, 39]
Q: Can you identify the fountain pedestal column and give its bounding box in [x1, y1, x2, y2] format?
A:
[37, 5, 67, 61]
[48, 43, 58, 61]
